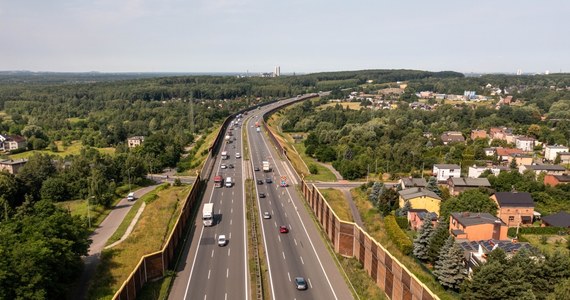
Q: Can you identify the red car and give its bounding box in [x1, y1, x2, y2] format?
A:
[279, 226, 289, 233]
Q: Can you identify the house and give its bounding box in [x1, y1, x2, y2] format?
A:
[470, 130, 487, 140]
[0, 159, 28, 174]
[558, 152, 570, 164]
[490, 192, 535, 227]
[515, 136, 536, 152]
[449, 212, 508, 241]
[544, 174, 570, 187]
[483, 148, 496, 157]
[468, 165, 509, 178]
[458, 239, 536, 275]
[541, 211, 570, 228]
[495, 147, 524, 162]
[399, 177, 427, 189]
[544, 145, 570, 162]
[507, 154, 533, 167]
[518, 164, 566, 177]
[447, 177, 492, 196]
[127, 136, 145, 148]
[398, 187, 442, 214]
[0, 135, 27, 152]
[433, 164, 461, 181]
[489, 127, 513, 141]
[407, 209, 438, 231]
[441, 131, 465, 145]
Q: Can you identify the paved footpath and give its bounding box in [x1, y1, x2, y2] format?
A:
[70, 185, 159, 300]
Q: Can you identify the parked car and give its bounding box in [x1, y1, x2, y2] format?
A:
[263, 212, 271, 219]
[294, 277, 308, 290]
[279, 226, 289, 234]
[218, 235, 227, 247]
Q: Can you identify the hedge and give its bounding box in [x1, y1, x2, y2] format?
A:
[385, 215, 413, 255]
[508, 226, 569, 237]
[395, 216, 409, 230]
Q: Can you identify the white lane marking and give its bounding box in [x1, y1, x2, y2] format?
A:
[282, 251, 286, 260]
[259, 124, 339, 300]
[294, 238, 298, 246]
[230, 219, 233, 225]
[231, 208, 233, 214]
[278, 235, 281, 242]
[308, 278, 313, 288]
[225, 293, 227, 300]
[228, 248, 231, 256]
[284, 212, 287, 218]
[281, 202, 284, 207]
[211, 250, 214, 258]
[227, 268, 229, 278]
[208, 269, 211, 279]
[300, 256, 304, 265]
[204, 294, 207, 300]
[288, 272, 291, 282]
[229, 232, 232, 239]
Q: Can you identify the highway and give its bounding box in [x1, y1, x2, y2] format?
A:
[247, 104, 353, 299]
[170, 96, 353, 300]
[169, 120, 249, 300]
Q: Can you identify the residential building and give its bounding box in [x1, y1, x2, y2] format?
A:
[541, 211, 570, 228]
[447, 177, 492, 196]
[458, 239, 536, 275]
[399, 177, 427, 189]
[407, 209, 438, 231]
[0, 159, 28, 174]
[470, 129, 487, 140]
[0, 135, 27, 152]
[507, 154, 533, 167]
[515, 136, 536, 152]
[127, 136, 145, 148]
[449, 212, 508, 241]
[518, 164, 566, 177]
[544, 145, 569, 161]
[433, 164, 461, 181]
[398, 187, 442, 214]
[489, 127, 513, 141]
[468, 165, 509, 178]
[490, 192, 535, 227]
[544, 174, 570, 187]
[440, 131, 465, 145]
[483, 148, 496, 157]
[559, 152, 570, 164]
[495, 147, 524, 162]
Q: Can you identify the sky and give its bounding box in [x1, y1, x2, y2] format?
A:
[1, 0, 568, 74]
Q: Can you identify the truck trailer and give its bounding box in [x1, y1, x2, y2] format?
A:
[203, 203, 214, 226]
[262, 161, 271, 172]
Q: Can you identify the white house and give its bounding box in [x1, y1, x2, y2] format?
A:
[433, 164, 461, 181]
[468, 165, 509, 178]
[518, 164, 567, 177]
[515, 136, 536, 152]
[544, 145, 569, 161]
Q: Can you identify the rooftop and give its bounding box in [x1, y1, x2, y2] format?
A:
[458, 239, 535, 254]
[451, 212, 503, 227]
[542, 211, 570, 228]
[449, 177, 491, 187]
[493, 192, 535, 207]
[524, 164, 567, 171]
[434, 164, 461, 169]
[399, 187, 442, 201]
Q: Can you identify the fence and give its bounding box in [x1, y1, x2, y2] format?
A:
[261, 100, 439, 300]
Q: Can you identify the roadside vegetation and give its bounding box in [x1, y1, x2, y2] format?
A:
[87, 184, 191, 300]
[319, 188, 354, 222]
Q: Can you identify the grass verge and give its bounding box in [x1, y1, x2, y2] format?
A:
[319, 188, 354, 222]
[337, 255, 387, 299]
[87, 185, 192, 300]
[136, 271, 174, 300]
[245, 179, 269, 299]
[350, 188, 456, 300]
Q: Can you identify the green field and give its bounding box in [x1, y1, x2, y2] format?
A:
[8, 140, 115, 159]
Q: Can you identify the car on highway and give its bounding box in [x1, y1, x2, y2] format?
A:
[257, 179, 263, 185]
[220, 164, 227, 169]
[265, 177, 272, 183]
[254, 166, 260, 171]
[217, 235, 227, 247]
[228, 164, 234, 169]
[235, 153, 241, 158]
[294, 277, 308, 290]
[263, 212, 271, 219]
[259, 193, 266, 198]
[279, 226, 289, 233]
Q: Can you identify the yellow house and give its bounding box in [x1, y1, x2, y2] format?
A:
[398, 187, 442, 214]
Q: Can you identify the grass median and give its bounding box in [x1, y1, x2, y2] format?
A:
[245, 179, 269, 299]
[87, 184, 192, 300]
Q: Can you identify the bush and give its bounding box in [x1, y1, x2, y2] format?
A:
[308, 163, 319, 174]
[384, 215, 413, 255]
[395, 216, 409, 230]
[508, 226, 569, 237]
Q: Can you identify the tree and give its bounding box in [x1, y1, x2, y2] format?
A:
[16, 154, 56, 201]
[40, 177, 70, 202]
[368, 182, 383, 205]
[398, 200, 411, 217]
[427, 221, 450, 264]
[439, 189, 498, 221]
[378, 188, 398, 216]
[413, 214, 434, 260]
[548, 278, 570, 300]
[425, 176, 442, 197]
[434, 236, 466, 290]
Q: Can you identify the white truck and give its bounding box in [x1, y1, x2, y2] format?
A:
[262, 161, 271, 172]
[203, 203, 214, 226]
[225, 135, 231, 143]
[221, 151, 228, 160]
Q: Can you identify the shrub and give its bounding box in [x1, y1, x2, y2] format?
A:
[384, 215, 413, 255]
[395, 216, 409, 230]
[308, 163, 319, 174]
[508, 226, 569, 237]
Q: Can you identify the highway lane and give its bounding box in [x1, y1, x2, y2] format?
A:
[247, 108, 353, 299]
[169, 122, 249, 300]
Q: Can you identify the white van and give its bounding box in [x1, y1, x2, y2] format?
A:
[127, 192, 136, 201]
[225, 177, 232, 187]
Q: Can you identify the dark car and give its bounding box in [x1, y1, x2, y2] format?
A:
[257, 179, 263, 185]
[259, 193, 266, 198]
[254, 166, 260, 171]
[294, 277, 307, 290]
[279, 226, 289, 234]
[228, 164, 234, 169]
[265, 178, 272, 183]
